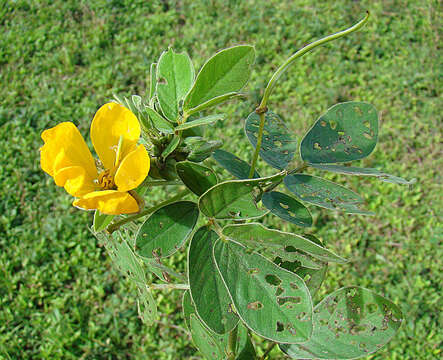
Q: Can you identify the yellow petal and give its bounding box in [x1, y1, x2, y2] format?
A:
[114, 144, 150, 192]
[40, 122, 97, 180]
[73, 190, 139, 215]
[54, 166, 97, 197]
[90, 102, 141, 170]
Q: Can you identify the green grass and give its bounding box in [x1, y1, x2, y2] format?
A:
[1, 0, 441, 359]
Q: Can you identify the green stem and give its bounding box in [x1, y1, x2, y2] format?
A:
[106, 188, 190, 233]
[248, 112, 266, 178]
[227, 324, 239, 359]
[260, 342, 276, 360]
[257, 11, 370, 111]
[210, 220, 227, 242]
[263, 163, 308, 193]
[143, 180, 182, 187]
[149, 283, 189, 290]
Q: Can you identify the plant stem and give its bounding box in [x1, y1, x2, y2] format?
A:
[106, 188, 190, 233]
[260, 342, 276, 360]
[248, 111, 266, 178]
[227, 324, 238, 359]
[257, 11, 370, 111]
[143, 180, 182, 186]
[149, 283, 189, 290]
[263, 163, 308, 193]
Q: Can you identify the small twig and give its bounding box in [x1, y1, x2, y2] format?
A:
[260, 342, 277, 360]
[150, 283, 189, 290]
[107, 189, 190, 233]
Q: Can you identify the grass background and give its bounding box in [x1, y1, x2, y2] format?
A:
[1, 0, 441, 359]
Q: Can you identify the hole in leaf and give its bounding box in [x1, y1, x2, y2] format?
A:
[286, 324, 297, 335]
[279, 202, 289, 210]
[247, 268, 260, 275]
[314, 142, 322, 150]
[363, 132, 373, 139]
[354, 106, 363, 116]
[277, 296, 301, 306]
[347, 288, 357, 298]
[158, 77, 167, 85]
[330, 119, 337, 129]
[275, 286, 284, 296]
[366, 303, 378, 314]
[289, 282, 299, 290]
[276, 321, 284, 332]
[319, 318, 328, 326]
[284, 246, 297, 253]
[247, 301, 263, 310]
[297, 311, 307, 320]
[265, 274, 282, 286]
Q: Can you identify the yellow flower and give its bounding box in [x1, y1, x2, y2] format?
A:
[40, 102, 150, 215]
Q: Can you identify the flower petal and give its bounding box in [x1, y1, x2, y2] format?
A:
[73, 190, 139, 215]
[54, 166, 97, 197]
[41, 122, 97, 178]
[90, 102, 141, 170]
[114, 144, 150, 192]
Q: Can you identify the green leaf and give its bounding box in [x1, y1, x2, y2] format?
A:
[189, 226, 239, 334]
[280, 286, 404, 359]
[245, 111, 297, 170]
[186, 92, 245, 115]
[262, 191, 312, 227]
[157, 48, 194, 122]
[135, 201, 199, 258]
[183, 290, 197, 331]
[300, 102, 378, 164]
[146, 107, 174, 134]
[184, 136, 223, 162]
[183, 292, 255, 359]
[236, 331, 256, 360]
[161, 136, 180, 158]
[100, 233, 157, 325]
[175, 114, 225, 131]
[190, 314, 225, 360]
[176, 161, 217, 196]
[198, 173, 285, 220]
[213, 149, 260, 179]
[148, 62, 157, 100]
[93, 210, 114, 232]
[311, 164, 416, 185]
[213, 239, 313, 343]
[284, 174, 373, 215]
[143, 257, 186, 283]
[184, 45, 255, 111]
[295, 264, 327, 299]
[223, 223, 346, 267]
